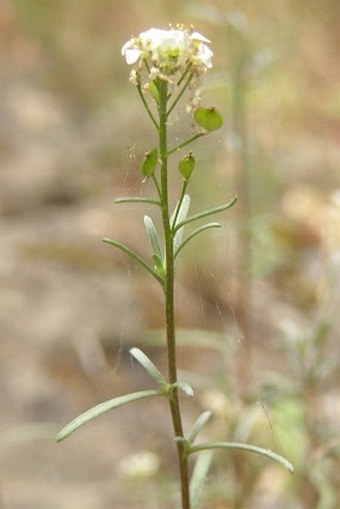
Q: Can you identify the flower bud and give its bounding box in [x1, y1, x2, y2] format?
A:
[194, 106, 223, 131]
[141, 147, 158, 176]
[179, 152, 195, 181]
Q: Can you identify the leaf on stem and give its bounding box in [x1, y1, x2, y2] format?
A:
[190, 450, 214, 509]
[103, 237, 164, 286]
[173, 196, 237, 233]
[188, 411, 212, 445]
[171, 194, 191, 228]
[144, 215, 163, 260]
[130, 347, 167, 386]
[189, 441, 294, 474]
[174, 381, 194, 398]
[171, 194, 191, 253]
[174, 222, 221, 259]
[56, 390, 163, 442]
[115, 197, 161, 207]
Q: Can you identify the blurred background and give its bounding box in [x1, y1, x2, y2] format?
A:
[0, 1, 340, 508]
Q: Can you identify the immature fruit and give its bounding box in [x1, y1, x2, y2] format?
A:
[148, 81, 160, 104]
[141, 147, 158, 176]
[194, 106, 223, 131]
[179, 152, 195, 181]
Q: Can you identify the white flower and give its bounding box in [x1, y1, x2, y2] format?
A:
[194, 42, 213, 69]
[122, 46, 142, 65]
[190, 31, 213, 69]
[121, 26, 213, 81]
[140, 27, 188, 53]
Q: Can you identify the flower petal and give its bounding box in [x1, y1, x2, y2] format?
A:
[196, 44, 213, 68]
[190, 31, 211, 44]
[124, 48, 143, 65]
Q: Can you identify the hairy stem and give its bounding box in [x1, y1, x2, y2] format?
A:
[158, 80, 191, 509]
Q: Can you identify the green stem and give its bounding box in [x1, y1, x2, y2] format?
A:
[177, 63, 193, 87]
[168, 132, 205, 155]
[167, 72, 193, 117]
[171, 179, 189, 230]
[151, 174, 162, 202]
[137, 81, 159, 130]
[158, 80, 191, 509]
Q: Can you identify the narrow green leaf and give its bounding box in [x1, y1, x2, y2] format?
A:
[171, 194, 191, 228]
[190, 450, 214, 509]
[175, 381, 194, 398]
[174, 222, 221, 259]
[171, 194, 191, 253]
[56, 390, 163, 442]
[174, 196, 237, 233]
[189, 441, 294, 474]
[103, 237, 164, 286]
[130, 348, 166, 386]
[115, 197, 161, 207]
[188, 411, 212, 445]
[144, 215, 162, 260]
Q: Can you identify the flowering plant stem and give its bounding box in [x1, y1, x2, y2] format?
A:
[158, 79, 190, 508]
[56, 27, 294, 509]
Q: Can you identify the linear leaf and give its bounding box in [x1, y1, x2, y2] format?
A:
[171, 194, 191, 253]
[188, 411, 212, 445]
[174, 222, 221, 259]
[56, 390, 163, 442]
[115, 197, 161, 207]
[144, 215, 162, 260]
[189, 441, 294, 474]
[175, 381, 194, 397]
[130, 348, 166, 386]
[103, 237, 163, 286]
[171, 194, 191, 228]
[173, 196, 237, 233]
[190, 450, 214, 509]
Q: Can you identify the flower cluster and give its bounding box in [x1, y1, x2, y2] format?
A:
[121, 25, 213, 84]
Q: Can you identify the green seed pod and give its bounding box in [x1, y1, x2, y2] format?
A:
[179, 151, 195, 181]
[194, 106, 223, 131]
[141, 147, 158, 177]
[149, 81, 160, 104]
